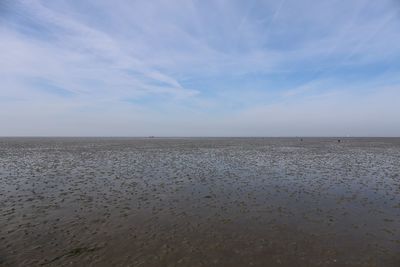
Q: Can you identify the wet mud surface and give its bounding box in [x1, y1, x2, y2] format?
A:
[0, 137, 399, 266]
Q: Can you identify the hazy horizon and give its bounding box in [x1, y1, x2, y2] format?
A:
[1, 135, 399, 138]
[1, 0, 400, 136]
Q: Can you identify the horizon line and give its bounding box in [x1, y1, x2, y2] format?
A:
[0, 136, 399, 138]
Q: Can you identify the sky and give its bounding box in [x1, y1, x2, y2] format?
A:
[1, 0, 400, 137]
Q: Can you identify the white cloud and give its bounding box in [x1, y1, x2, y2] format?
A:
[0, 0, 399, 136]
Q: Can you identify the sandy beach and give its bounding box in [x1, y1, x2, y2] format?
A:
[1, 137, 399, 266]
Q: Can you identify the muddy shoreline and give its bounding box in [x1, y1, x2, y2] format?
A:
[1, 138, 399, 266]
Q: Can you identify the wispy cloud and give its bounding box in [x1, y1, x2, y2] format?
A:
[0, 0, 399, 136]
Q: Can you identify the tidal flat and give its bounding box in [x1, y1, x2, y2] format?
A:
[0, 137, 399, 266]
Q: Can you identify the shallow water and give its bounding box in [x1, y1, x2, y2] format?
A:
[0, 137, 399, 266]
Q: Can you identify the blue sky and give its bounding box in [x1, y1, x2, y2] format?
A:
[1, 0, 400, 136]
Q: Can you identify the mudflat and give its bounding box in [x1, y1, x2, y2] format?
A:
[0, 137, 399, 266]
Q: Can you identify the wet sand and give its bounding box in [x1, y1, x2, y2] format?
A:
[0, 137, 399, 266]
